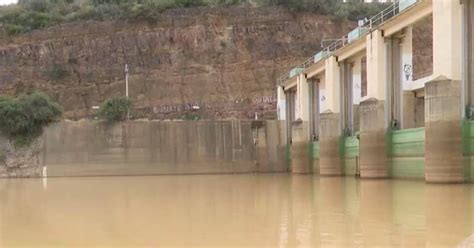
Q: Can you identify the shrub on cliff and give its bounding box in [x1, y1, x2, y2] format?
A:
[47, 64, 70, 81]
[0, 0, 388, 35]
[98, 96, 133, 122]
[0, 151, 5, 164]
[0, 92, 63, 146]
[331, 2, 387, 21]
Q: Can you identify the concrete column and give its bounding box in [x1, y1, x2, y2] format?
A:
[425, 78, 464, 183]
[401, 26, 413, 91]
[277, 86, 286, 121]
[319, 74, 327, 114]
[285, 89, 295, 144]
[359, 30, 388, 179]
[432, 0, 463, 81]
[366, 30, 387, 101]
[352, 57, 363, 133]
[324, 56, 341, 113]
[319, 56, 343, 176]
[360, 99, 387, 178]
[424, 0, 464, 183]
[296, 74, 310, 121]
[352, 57, 362, 105]
[291, 74, 311, 174]
[308, 78, 319, 139]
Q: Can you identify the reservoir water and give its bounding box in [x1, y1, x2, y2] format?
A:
[1, 174, 473, 247]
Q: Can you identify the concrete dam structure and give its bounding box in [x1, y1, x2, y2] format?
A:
[2, 0, 474, 185]
[276, 0, 474, 183]
[39, 120, 288, 177]
[4, 2, 474, 247]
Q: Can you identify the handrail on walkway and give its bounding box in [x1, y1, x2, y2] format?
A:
[276, 0, 420, 87]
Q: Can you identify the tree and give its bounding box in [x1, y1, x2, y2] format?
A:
[0, 92, 63, 146]
[98, 96, 133, 122]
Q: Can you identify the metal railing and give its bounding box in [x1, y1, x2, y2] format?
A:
[276, 0, 420, 87]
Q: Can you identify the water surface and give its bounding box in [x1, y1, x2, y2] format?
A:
[1, 175, 473, 247]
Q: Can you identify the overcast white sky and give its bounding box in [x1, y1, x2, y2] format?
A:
[0, 0, 17, 6]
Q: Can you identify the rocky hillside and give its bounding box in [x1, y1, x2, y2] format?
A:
[0, 5, 353, 120]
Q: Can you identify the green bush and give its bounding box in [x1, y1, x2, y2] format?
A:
[98, 96, 133, 122]
[0, 151, 5, 164]
[0, 92, 63, 146]
[331, 2, 387, 21]
[0, 95, 13, 103]
[0, 0, 388, 36]
[47, 64, 69, 81]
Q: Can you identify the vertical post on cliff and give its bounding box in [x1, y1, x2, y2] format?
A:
[125, 64, 130, 120]
[125, 64, 129, 98]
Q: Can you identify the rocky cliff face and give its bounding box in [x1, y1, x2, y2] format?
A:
[0, 137, 44, 178]
[0, 5, 353, 120]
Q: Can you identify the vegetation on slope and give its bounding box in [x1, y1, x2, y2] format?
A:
[0, 92, 63, 146]
[98, 96, 133, 122]
[0, 0, 388, 35]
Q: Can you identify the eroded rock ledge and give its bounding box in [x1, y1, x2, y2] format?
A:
[0, 137, 43, 178]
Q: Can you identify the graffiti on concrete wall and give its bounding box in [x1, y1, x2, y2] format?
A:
[153, 95, 277, 114]
[404, 64, 412, 81]
[251, 95, 277, 104]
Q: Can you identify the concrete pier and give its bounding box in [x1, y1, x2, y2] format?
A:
[359, 99, 388, 179]
[319, 113, 343, 176]
[291, 122, 312, 174]
[424, 79, 464, 183]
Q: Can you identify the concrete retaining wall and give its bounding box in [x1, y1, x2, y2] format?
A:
[43, 120, 286, 177]
[255, 120, 288, 173]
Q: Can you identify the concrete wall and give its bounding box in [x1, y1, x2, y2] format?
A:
[255, 120, 288, 173]
[43, 120, 286, 177]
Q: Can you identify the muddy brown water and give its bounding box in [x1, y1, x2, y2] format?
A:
[1, 174, 473, 247]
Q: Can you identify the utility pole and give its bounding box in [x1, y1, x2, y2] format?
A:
[125, 64, 130, 120]
[125, 64, 129, 98]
